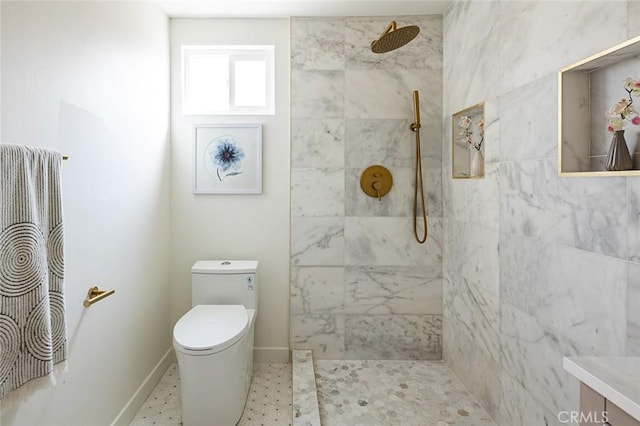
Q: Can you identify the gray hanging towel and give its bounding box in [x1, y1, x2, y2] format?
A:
[0, 143, 67, 402]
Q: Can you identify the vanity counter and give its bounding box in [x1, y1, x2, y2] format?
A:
[564, 357, 640, 421]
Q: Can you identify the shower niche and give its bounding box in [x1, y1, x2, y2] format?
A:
[559, 34, 640, 176]
[452, 103, 485, 179]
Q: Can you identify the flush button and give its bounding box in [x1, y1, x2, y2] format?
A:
[246, 276, 254, 290]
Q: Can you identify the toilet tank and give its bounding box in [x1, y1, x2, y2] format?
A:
[191, 260, 258, 310]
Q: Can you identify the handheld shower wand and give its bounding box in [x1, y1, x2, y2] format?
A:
[411, 90, 428, 244]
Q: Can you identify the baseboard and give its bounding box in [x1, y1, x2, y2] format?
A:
[110, 348, 175, 426]
[254, 347, 290, 363]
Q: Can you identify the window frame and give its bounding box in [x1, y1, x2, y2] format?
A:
[181, 45, 275, 115]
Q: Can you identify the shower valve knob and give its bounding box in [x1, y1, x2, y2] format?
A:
[360, 165, 393, 201]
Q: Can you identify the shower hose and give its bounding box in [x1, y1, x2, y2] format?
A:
[413, 128, 428, 244]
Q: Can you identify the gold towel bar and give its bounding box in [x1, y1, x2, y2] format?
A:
[83, 286, 115, 307]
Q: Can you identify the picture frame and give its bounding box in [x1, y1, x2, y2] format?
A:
[193, 124, 263, 194]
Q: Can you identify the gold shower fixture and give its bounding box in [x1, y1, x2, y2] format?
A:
[371, 21, 420, 54]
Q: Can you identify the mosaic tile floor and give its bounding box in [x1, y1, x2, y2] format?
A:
[314, 360, 496, 426]
[129, 363, 292, 426]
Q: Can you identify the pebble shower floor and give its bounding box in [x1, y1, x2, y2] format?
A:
[129, 363, 293, 426]
[130, 359, 495, 425]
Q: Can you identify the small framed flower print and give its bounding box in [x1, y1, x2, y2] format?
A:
[193, 124, 262, 194]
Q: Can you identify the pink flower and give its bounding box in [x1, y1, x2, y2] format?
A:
[607, 125, 615, 132]
[633, 116, 640, 125]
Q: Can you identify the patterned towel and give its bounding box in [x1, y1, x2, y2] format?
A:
[0, 144, 67, 401]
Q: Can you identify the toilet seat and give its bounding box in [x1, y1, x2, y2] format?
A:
[173, 305, 251, 355]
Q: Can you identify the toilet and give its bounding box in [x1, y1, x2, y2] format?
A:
[173, 260, 258, 426]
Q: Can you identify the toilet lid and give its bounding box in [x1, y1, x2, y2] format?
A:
[173, 305, 249, 353]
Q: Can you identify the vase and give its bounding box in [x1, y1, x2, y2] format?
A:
[470, 149, 484, 177]
[605, 130, 633, 171]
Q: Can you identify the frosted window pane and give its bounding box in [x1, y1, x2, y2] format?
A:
[187, 55, 229, 111]
[234, 61, 266, 107]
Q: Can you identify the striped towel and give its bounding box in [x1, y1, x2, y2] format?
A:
[0, 144, 67, 402]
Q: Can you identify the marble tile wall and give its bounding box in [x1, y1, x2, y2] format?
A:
[290, 16, 443, 360]
[443, 0, 640, 424]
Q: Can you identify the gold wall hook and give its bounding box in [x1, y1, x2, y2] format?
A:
[360, 165, 393, 201]
[83, 286, 115, 307]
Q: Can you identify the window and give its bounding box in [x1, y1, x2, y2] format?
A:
[182, 45, 275, 115]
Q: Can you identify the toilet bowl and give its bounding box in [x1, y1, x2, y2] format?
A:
[172, 261, 258, 426]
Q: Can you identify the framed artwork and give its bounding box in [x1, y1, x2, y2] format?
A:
[193, 124, 262, 194]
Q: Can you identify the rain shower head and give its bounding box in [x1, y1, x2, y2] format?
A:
[370, 21, 420, 54]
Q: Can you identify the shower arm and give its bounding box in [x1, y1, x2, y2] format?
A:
[378, 21, 396, 40]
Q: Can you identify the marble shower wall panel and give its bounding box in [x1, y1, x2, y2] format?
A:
[290, 15, 443, 360]
[448, 162, 499, 229]
[500, 233, 627, 356]
[291, 119, 345, 168]
[444, 1, 639, 423]
[499, 74, 558, 162]
[500, 305, 595, 419]
[291, 217, 344, 266]
[291, 19, 345, 71]
[500, 158, 627, 259]
[291, 168, 345, 216]
[629, 179, 640, 262]
[496, 1, 628, 96]
[291, 70, 344, 118]
[498, 368, 560, 426]
[442, 280, 500, 418]
[446, 220, 499, 298]
[629, 262, 640, 355]
[344, 265, 442, 315]
[344, 216, 442, 267]
[344, 69, 440, 121]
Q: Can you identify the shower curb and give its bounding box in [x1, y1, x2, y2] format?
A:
[292, 350, 321, 426]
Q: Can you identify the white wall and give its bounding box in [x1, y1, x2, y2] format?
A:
[0, 2, 171, 425]
[170, 19, 291, 362]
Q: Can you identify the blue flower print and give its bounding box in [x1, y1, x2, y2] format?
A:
[211, 138, 245, 181]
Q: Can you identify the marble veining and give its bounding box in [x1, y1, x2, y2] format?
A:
[344, 217, 442, 267]
[291, 119, 345, 168]
[291, 18, 345, 71]
[344, 265, 442, 315]
[291, 168, 345, 217]
[500, 304, 595, 417]
[291, 217, 344, 266]
[442, 302, 500, 419]
[500, 158, 627, 259]
[500, 233, 627, 356]
[345, 69, 440, 120]
[499, 73, 558, 162]
[290, 267, 345, 315]
[291, 70, 344, 119]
